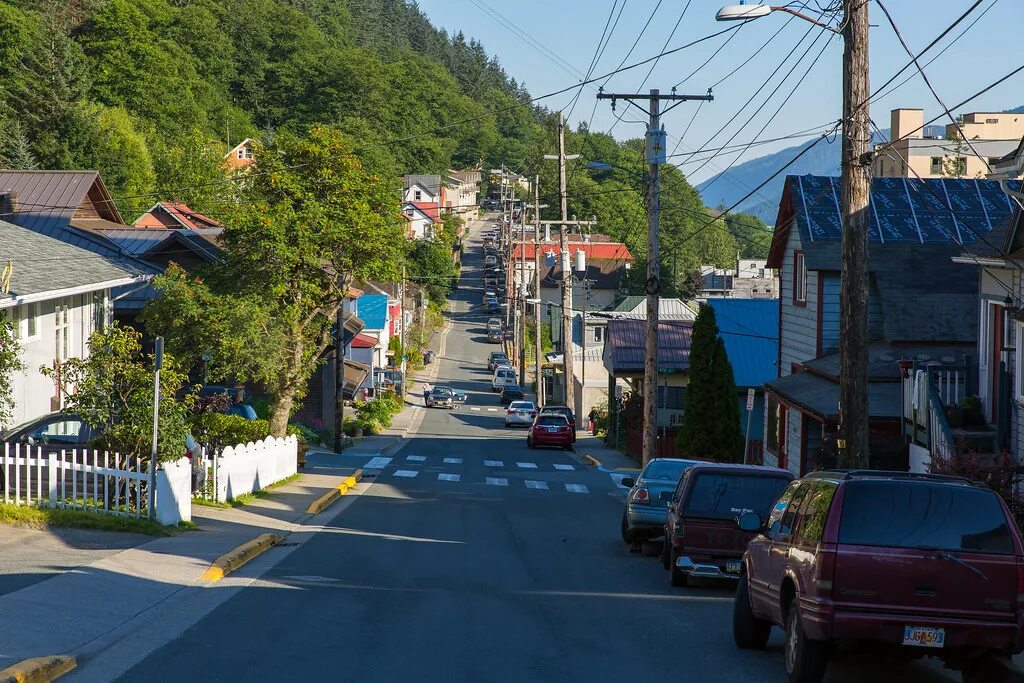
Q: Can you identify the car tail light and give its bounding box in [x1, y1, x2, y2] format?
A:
[813, 543, 837, 594]
[631, 487, 650, 505]
[507, 408, 514, 414]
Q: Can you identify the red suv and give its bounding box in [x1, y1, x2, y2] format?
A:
[733, 471, 1024, 683]
[662, 463, 794, 587]
[527, 414, 573, 451]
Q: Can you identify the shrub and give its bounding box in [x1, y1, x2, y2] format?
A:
[354, 394, 403, 434]
[194, 413, 271, 450]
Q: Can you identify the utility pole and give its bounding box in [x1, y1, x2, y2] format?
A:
[333, 270, 347, 454]
[533, 175, 543, 408]
[518, 196, 527, 388]
[839, 0, 871, 468]
[597, 88, 713, 465]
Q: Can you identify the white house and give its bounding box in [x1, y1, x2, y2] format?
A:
[1, 220, 147, 428]
[401, 202, 437, 240]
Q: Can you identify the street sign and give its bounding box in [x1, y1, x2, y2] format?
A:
[746, 388, 755, 411]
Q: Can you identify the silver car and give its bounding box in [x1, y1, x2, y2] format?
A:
[504, 400, 537, 427]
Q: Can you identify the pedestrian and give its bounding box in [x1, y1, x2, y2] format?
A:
[588, 407, 598, 434]
[422, 382, 432, 405]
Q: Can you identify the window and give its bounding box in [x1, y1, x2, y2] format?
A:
[594, 326, 604, 343]
[683, 473, 793, 521]
[12, 302, 38, 341]
[930, 156, 943, 174]
[775, 482, 812, 540]
[793, 251, 807, 304]
[414, 190, 422, 201]
[767, 481, 801, 533]
[92, 291, 108, 333]
[796, 481, 838, 545]
[55, 298, 70, 366]
[1017, 322, 1024, 401]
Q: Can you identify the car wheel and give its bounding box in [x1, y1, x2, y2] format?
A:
[733, 575, 771, 649]
[784, 597, 828, 683]
[527, 437, 535, 449]
[668, 548, 688, 587]
[620, 512, 636, 545]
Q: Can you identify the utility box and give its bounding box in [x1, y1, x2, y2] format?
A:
[646, 127, 667, 165]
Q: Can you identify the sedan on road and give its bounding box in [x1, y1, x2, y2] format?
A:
[487, 352, 510, 372]
[498, 385, 525, 405]
[527, 414, 573, 451]
[425, 386, 455, 409]
[619, 458, 703, 545]
[538, 405, 576, 442]
[504, 400, 537, 427]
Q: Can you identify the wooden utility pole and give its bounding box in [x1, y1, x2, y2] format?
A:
[333, 288, 346, 453]
[597, 88, 712, 464]
[839, 0, 871, 467]
[533, 175, 543, 408]
[518, 195, 527, 388]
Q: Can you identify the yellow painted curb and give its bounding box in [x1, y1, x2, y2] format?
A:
[615, 467, 641, 473]
[583, 454, 602, 467]
[200, 533, 284, 582]
[0, 655, 76, 683]
[305, 469, 363, 515]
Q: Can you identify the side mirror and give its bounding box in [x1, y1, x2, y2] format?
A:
[737, 512, 763, 533]
[620, 477, 635, 488]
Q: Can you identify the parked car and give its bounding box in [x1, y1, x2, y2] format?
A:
[485, 298, 500, 313]
[733, 470, 1024, 683]
[538, 405, 576, 442]
[504, 400, 537, 427]
[527, 413, 573, 450]
[492, 366, 516, 393]
[426, 385, 455, 409]
[499, 385, 525, 405]
[487, 352, 510, 372]
[487, 320, 503, 343]
[620, 458, 703, 544]
[484, 254, 497, 267]
[663, 463, 793, 587]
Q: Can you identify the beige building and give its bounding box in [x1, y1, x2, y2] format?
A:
[873, 108, 1024, 179]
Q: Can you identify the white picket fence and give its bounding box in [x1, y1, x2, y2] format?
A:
[198, 435, 298, 503]
[1, 442, 151, 518]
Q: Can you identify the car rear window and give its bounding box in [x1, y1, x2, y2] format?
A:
[838, 481, 1015, 554]
[684, 473, 792, 521]
[510, 401, 534, 410]
[537, 416, 567, 426]
[643, 460, 694, 482]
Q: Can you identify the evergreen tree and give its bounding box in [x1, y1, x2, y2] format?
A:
[677, 305, 744, 462]
[0, 120, 38, 169]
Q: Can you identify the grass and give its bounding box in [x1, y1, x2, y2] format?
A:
[0, 502, 195, 536]
[192, 473, 301, 509]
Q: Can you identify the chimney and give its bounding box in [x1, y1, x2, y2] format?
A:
[0, 192, 18, 222]
[891, 108, 924, 141]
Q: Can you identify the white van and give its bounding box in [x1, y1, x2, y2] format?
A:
[491, 366, 516, 392]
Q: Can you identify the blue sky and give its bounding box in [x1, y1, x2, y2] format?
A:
[415, 0, 1023, 184]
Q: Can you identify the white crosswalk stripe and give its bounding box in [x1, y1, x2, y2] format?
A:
[406, 456, 426, 462]
[524, 480, 548, 490]
[484, 460, 504, 467]
[516, 462, 537, 469]
[486, 408, 499, 412]
[565, 483, 589, 494]
[470, 407, 481, 411]
[485, 477, 508, 486]
[443, 457, 462, 464]
[552, 464, 575, 471]
[393, 470, 419, 478]
[364, 457, 392, 470]
[438, 473, 460, 482]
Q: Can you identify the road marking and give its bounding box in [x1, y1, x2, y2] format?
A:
[484, 460, 503, 467]
[516, 462, 537, 469]
[524, 480, 548, 490]
[443, 457, 463, 464]
[438, 473, 460, 482]
[486, 408, 498, 412]
[486, 477, 508, 486]
[470, 407, 481, 411]
[394, 470, 419, 478]
[552, 464, 575, 471]
[364, 457, 392, 470]
[565, 483, 589, 494]
[406, 456, 427, 462]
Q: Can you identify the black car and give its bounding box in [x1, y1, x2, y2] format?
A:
[499, 385, 525, 405]
[488, 352, 510, 372]
[539, 405, 576, 442]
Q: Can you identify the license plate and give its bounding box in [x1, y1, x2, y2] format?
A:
[517, 412, 525, 416]
[903, 626, 944, 648]
[725, 560, 742, 574]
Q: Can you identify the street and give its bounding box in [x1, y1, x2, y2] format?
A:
[91, 221, 963, 683]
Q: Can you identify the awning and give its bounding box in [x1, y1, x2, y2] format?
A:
[341, 311, 365, 346]
[343, 359, 371, 400]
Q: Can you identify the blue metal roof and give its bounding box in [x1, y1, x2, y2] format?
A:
[705, 299, 778, 389]
[356, 294, 388, 330]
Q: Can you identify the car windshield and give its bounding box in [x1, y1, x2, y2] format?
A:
[838, 480, 1015, 554]
[509, 401, 535, 410]
[432, 387, 453, 396]
[642, 460, 696, 482]
[536, 415, 566, 426]
[683, 473, 792, 521]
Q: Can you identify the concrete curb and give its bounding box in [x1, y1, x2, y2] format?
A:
[0, 656, 76, 683]
[200, 533, 284, 582]
[582, 454, 602, 467]
[305, 469, 364, 515]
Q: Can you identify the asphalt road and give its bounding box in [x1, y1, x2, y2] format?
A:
[111, 218, 963, 683]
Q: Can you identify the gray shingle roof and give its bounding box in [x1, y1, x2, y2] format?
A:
[541, 258, 626, 291]
[0, 220, 145, 302]
[765, 370, 901, 420]
[404, 175, 442, 197]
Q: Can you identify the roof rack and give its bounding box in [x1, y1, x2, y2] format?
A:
[804, 470, 976, 485]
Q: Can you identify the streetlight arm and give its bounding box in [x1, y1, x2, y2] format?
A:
[771, 6, 841, 33]
[715, 4, 840, 34]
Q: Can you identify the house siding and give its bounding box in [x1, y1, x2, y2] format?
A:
[786, 406, 803, 476]
[779, 227, 819, 376]
[819, 272, 884, 354]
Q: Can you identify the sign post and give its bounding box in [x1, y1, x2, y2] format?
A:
[149, 337, 163, 519]
[743, 388, 755, 465]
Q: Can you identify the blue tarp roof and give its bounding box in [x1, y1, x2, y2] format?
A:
[705, 299, 778, 389]
[356, 294, 388, 330]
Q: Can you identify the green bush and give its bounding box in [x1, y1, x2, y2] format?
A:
[354, 394, 403, 434]
[194, 413, 271, 449]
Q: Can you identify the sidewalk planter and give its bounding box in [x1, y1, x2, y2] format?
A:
[206, 435, 298, 503]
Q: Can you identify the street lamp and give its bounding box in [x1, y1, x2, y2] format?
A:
[716, 1, 871, 468]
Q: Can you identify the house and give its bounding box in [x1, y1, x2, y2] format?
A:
[0, 220, 148, 427]
[401, 201, 438, 240]
[704, 298, 779, 464]
[762, 174, 1017, 476]
[602, 319, 693, 459]
[303, 288, 370, 430]
[403, 175, 445, 207]
[699, 259, 778, 299]
[448, 169, 481, 216]
[353, 293, 391, 381]
[873, 108, 1024, 180]
[224, 139, 255, 171]
[133, 202, 222, 231]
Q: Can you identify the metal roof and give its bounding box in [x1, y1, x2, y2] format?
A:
[602, 319, 693, 374]
[704, 299, 778, 388]
[605, 296, 696, 319]
[356, 294, 389, 330]
[404, 175, 442, 197]
[765, 370, 901, 421]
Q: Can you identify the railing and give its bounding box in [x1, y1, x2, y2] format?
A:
[927, 390, 957, 462]
[1, 442, 150, 517]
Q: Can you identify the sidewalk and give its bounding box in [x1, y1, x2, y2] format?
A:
[574, 433, 641, 471]
[0, 467, 360, 670]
